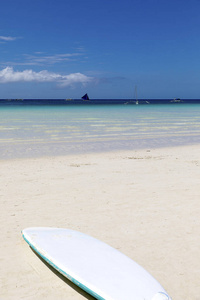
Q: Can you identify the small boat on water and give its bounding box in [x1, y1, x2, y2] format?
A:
[124, 85, 139, 105]
[134, 85, 139, 105]
[82, 93, 90, 101]
[170, 98, 183, 103]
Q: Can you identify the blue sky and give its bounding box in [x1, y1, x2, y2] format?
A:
[0, 0, 200, 99]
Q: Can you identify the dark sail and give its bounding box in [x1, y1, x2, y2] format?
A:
[82, 93, 89, 100]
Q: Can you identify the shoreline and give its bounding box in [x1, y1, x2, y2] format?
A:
[0, 145, 199, 299]
[1, 138, 200, 161]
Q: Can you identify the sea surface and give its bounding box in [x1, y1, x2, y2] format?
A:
[1, 99, 200, 159]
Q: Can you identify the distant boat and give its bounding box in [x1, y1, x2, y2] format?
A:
[82, 93, 90, 101]
[170, 98, 183, 103]
[124, 85, 139, 105]
[133, 86, 149, 104]
[134, 85, 139, 105]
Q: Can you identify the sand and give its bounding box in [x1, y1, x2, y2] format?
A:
[0, 145, 199, 300]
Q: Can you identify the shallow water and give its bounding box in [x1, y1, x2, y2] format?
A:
[1, 104, 200, 159]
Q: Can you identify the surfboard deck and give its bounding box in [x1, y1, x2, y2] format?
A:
[22, 227, 171, 300]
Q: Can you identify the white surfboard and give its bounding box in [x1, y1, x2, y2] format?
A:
[22, 227, 172, 300]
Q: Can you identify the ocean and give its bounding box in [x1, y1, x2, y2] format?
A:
[1, 99, 200, 159]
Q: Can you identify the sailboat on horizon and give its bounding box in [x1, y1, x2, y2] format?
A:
[82, 93, 90, 101]
[124, 85, 139, 105]
[134, 85, 139, 105]
[124, 85, 149, 105]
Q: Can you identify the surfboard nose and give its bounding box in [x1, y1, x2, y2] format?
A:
[152, 292, 171, 300]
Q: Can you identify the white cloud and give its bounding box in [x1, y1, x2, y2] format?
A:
[0, 36, 17, 41]
[58, 72, 93, 87]
[23, 53, 81, 65]
[1, 52, 85, 66]
[0, 67, 93, 86]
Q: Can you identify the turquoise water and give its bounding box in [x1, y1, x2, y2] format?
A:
[0, 104, 200, 158]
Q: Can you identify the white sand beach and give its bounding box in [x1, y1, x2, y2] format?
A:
[0, 145, 199, 299]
